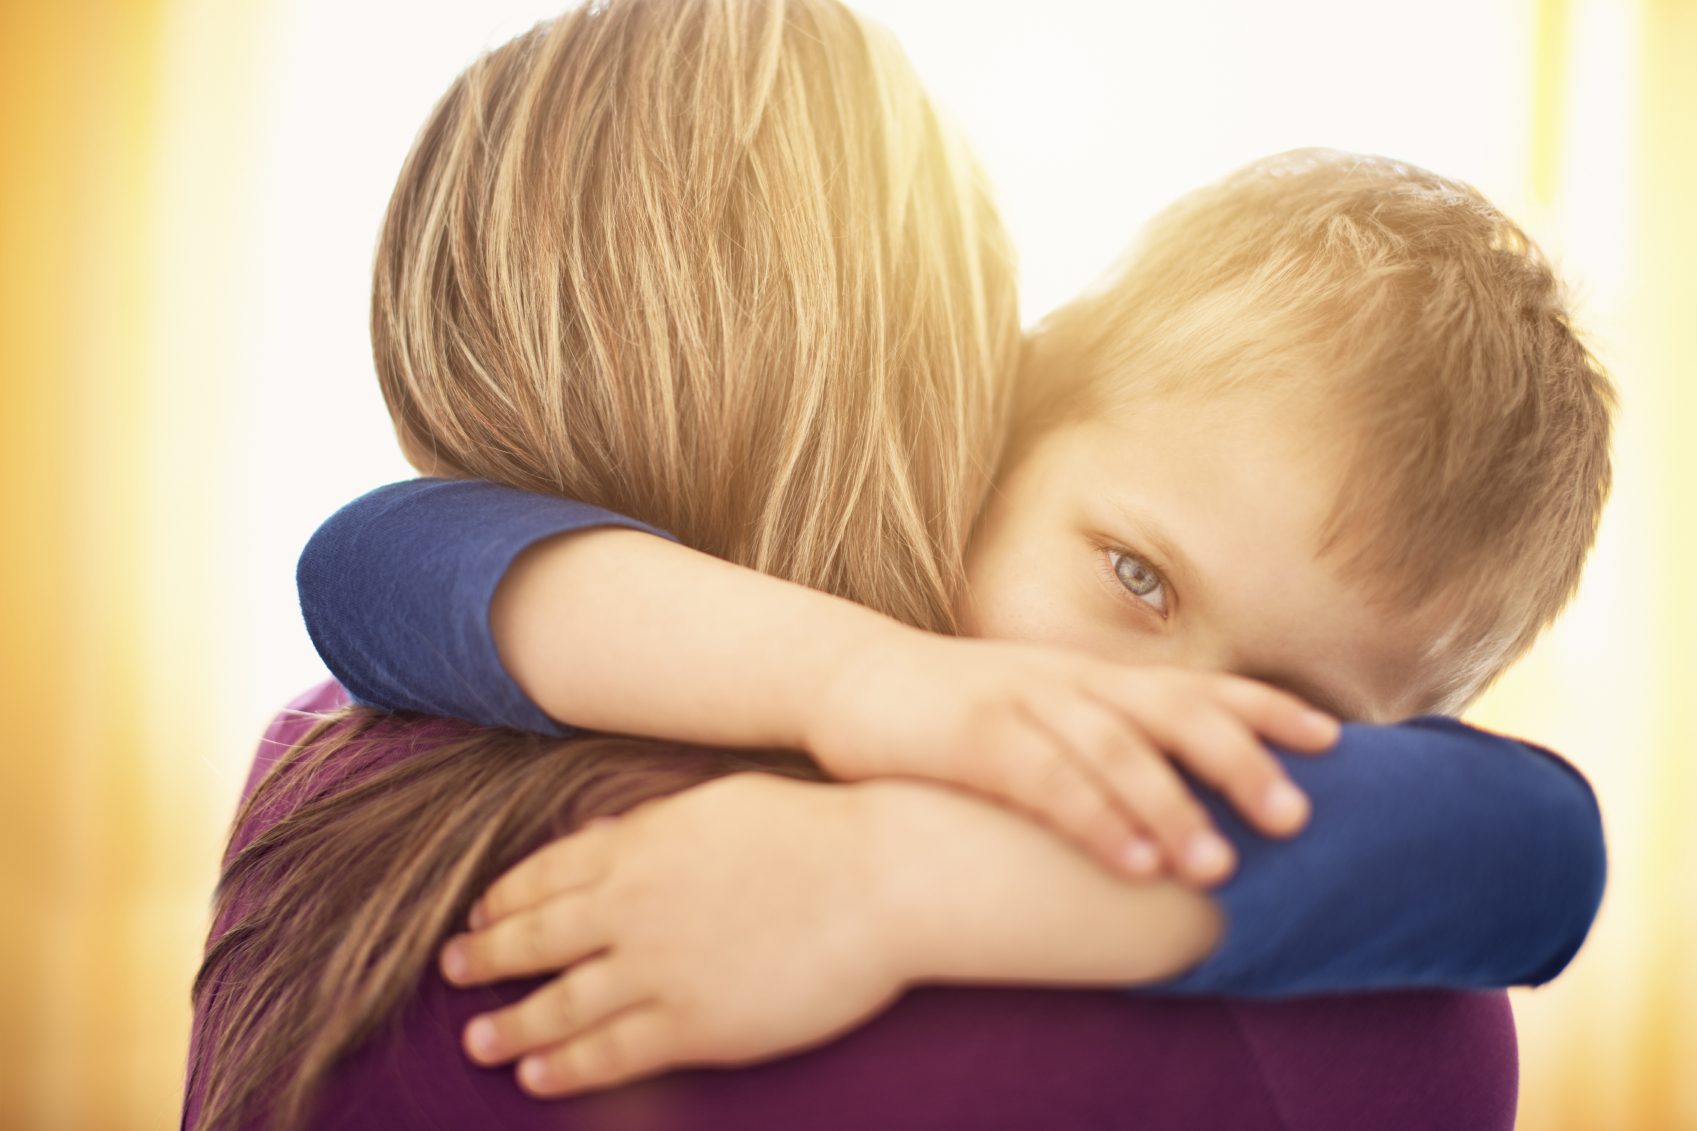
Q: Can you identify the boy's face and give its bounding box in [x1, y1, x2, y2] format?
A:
[962, 392, 1450, 723]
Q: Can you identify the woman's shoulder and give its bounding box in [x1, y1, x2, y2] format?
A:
[243, 678, 353, 802]
[232, 683, 479, 863]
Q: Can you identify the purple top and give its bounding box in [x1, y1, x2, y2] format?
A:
[185, 681, 1519, 1131]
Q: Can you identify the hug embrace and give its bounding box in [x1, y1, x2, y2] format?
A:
[183, 1, 1614, 1128]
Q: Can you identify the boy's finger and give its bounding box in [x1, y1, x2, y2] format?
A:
[475, 820, 619, 928]
[1083, 673, 1307, 837]
[1099, 738, 1236, 887]
[978, 720, 1160, 879]
[1038, 700, 1233, 886]
[1214, 677, 1339, 752]
[443, 891, 608, 986]
[516, 1005, 675, 1097]
[465, 957, 645, 1067]
[1122, 698, 1309, 839]
[1023, 703, 1173, 877]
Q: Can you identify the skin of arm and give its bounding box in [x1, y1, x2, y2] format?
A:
[492, 527, 1334, 883]
[440, 771, 1220, 1096]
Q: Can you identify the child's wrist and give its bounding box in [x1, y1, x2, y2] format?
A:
[852, 778, 967, 985]
[798, 619, 929, 774]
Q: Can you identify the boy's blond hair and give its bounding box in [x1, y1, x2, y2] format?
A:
[374, 0, 1018, 635]
[1020, 149, 1615, 709]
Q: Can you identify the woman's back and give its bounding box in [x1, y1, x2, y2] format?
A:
[186, 682, 1517, 1131]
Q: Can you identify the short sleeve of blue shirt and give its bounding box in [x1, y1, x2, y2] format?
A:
[297, 479, 675, 736]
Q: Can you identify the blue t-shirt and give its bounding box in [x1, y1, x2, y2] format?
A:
[299, 478, 1607, 996]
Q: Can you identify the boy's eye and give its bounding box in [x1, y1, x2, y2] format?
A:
[1111, 550, 1168, 615]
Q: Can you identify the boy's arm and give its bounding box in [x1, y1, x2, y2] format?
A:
[456, 722, 1605, 1001]
[302, 477, 899, 750]
[301, 479, 1334, 884]
[441, 772, 1221, 1096]
[297, 479, 915, 744]
[441, 725, 1604, 1095]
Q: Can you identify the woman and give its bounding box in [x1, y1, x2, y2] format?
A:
[187, 3, 1584, 1127]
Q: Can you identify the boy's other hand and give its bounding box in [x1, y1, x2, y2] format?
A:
[809, 635, 1339, 886]
[437, 774, 906, 1097]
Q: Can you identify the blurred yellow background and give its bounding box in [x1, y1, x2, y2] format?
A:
[0, 0, 1690, 1127]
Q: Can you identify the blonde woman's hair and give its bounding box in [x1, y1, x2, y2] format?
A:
[190, 3, 1018, 1127]
[376, 0, 1018, 632]
[1019, 149, 1614, 710]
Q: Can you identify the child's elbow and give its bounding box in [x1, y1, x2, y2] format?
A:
[1512, 759, 1607, 985]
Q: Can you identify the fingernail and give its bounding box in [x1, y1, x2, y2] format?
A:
[1184, 831, 1235, 881]
[1262, 780, 1309, 829]
[441, 941, 469, 983]
[519, 1055, 553, 1091]
[1119, 837, 1161, 876]
[1306, 709, 1340, 740]
[466, 1016, 499, 1061]
[469, 902, 488, 931]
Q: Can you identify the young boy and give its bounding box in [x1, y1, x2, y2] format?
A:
[299, 149, 1612, 1095]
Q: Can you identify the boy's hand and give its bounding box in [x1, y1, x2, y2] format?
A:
[809, 636, 1339, 885]
[438, 774, 906, 1097]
